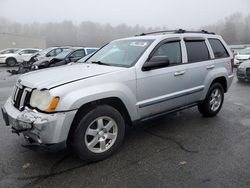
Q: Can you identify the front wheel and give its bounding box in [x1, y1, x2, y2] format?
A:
[6, 58, 17, 67]
[198, 83, 224, 117]
[71, 105, 125, 162]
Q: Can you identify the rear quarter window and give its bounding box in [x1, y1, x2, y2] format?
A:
[185, 40, 210, 63]
[208, 39, 229, 58]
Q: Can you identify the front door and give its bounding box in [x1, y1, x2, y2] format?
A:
[136, 39, 188, 118]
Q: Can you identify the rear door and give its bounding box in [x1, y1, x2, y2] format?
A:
[183, 37, 214, 104]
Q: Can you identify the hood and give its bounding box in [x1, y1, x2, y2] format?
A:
[33, 57, 54, 65]
[235, 54, 250, 60]
[19, 63, 125, 89]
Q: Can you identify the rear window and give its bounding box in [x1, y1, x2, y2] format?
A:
[209, 39, 229, 58]
[185, 41, 210, 63]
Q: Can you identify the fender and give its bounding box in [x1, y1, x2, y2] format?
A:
[202, 66, 229, 99]
[50, 69, 139, 121]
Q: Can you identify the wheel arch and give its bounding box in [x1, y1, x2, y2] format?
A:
[67, 97, 132, 145]
[5, 56, 17, 63]
[211, 76, 227, 93]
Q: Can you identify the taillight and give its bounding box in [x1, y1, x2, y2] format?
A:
[230, 58, 234, 73]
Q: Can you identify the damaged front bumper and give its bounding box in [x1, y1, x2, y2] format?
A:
[2, 97, 77, 147]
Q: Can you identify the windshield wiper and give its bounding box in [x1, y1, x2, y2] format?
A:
[91, 61, 110, 66]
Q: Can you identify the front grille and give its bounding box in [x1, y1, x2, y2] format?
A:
[246, 68, 250, 77]
[12, 84, 32, 111]
[237, 69, 245, 76]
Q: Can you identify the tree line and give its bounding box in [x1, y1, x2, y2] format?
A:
[0, 13, 249, 47]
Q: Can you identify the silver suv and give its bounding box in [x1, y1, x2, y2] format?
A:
[2, 30, 234, 161]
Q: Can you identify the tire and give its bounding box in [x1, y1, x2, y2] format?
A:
[71, 105, 125, 162]
[6, 58, 17, 67]
[198, 83, 224, 117]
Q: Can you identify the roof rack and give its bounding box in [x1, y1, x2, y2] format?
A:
[137, 29, 215, 36]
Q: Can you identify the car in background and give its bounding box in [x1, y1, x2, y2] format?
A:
[31, 47, 98, 70]
[234, 47, 250, 66]
[28, 47, 71, 63]
[236, 60, 250, 82]
[0, 48, 41, 66]
[0, 48, 20, 54]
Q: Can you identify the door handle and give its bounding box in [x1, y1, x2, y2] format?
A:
[174, 70, 186, 76]
[206, 65, 215, 70]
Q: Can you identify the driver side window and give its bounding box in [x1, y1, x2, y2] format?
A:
[152, 41, 182, 66]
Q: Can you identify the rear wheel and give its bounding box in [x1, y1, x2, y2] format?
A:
[198, 83, 224, 117]
[6, 58, 17, 67]
[71, 105, 125, 162]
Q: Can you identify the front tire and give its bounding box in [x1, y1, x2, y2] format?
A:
[71, 105, 125, 162]
[6, 58, 17, 67]
[198, 83, 224, 117]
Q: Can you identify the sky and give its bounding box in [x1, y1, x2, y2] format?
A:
[0, 0, 249, 28]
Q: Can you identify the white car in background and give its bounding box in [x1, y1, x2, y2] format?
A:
[0, 48, 20, 54]
[0, 48, 41, 66]
[234, 47, 250, 66]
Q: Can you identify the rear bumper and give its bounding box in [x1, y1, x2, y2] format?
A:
[2, 97, 77, 145]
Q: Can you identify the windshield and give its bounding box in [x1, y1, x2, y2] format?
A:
[55, 49, 73, 59]
[87, 39, 154, 67]
[239, 48, 250, 55]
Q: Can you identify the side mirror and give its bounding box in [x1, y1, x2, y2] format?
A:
[142, 56, 170, 71]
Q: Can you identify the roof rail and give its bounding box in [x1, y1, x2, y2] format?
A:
[137, 29, 215, 36]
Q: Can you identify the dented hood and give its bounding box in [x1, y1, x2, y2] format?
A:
[19, 63, 124, 89]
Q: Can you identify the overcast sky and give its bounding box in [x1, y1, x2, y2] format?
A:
[0, 0, 249, 28]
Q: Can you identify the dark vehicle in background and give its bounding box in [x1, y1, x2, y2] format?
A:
[31, 47, 98, 70]
[236, 60, 250, 82]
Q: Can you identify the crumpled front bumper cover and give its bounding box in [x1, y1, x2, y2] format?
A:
[2, 97, 77, 145]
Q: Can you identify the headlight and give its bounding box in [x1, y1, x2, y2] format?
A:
[31, 65, 38, 70]
[238, 65, 245, 70]
[30, 89, 60, 112]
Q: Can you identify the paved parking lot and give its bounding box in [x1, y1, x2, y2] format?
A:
[0, 64, 250, 188]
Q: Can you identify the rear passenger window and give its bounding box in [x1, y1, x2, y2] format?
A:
[71, 50, 85, 57]
[185, 41, 210, 63]
[152, 41, 182, 66]
[209, 39, 229, 58]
